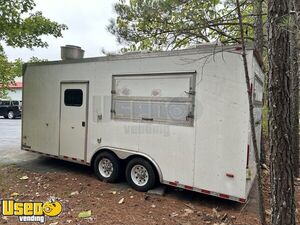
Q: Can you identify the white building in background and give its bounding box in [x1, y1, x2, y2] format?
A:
[7, 77, 23, 100]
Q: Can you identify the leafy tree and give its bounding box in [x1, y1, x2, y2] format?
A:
[0, 52, 22, 98]
[0, 0, 67, 50]
[0, 0, 67, 97]
[0, 53, 48, 98]
[108, 0, 257, 51]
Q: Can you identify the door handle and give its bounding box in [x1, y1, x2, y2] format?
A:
[82, 121, 85, 127]
[142, 117, 153, 121]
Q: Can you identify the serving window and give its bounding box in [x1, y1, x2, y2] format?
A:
[111, 72, 196, 126]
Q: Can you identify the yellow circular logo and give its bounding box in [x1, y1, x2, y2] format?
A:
[42, 201, 62, 217]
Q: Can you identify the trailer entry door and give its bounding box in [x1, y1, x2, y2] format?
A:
[60, 82, 88, 160]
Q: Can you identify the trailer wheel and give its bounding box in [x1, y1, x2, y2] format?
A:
[126, 158, 156, 192]
[93, 152, 121, 183]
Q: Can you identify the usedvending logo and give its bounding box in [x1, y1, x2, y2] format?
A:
[1, 197, 62, 223]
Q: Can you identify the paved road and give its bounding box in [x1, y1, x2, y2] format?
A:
[0, 118, 21, 151]
[0, 117, 40, 166]
[0, 117, 90, 173]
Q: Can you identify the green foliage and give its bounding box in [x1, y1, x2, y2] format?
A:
[0, 0, 67, 97]
[108, 0, 256, 51]
[27, 56, 48, 63]
[0, 0, 67, 49]
[0, 52, 22, 98]
[0, 54, 48, 99]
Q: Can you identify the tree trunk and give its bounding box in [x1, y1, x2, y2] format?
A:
[268, 0, 296, 224]
[295, 0, 300, 25]
[289, 2, 299, 178]
[293, 0, 300, 179]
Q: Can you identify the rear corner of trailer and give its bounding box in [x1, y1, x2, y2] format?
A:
[193, 48, 253, 202]
[244, 49, 265, 199]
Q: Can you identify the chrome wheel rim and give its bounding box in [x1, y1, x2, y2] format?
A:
[8, 111, 14, 119]
[131, 165, 149, 186]
[98, 158, 113, 178]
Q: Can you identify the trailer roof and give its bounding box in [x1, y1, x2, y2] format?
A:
[24, 44, 258, 68]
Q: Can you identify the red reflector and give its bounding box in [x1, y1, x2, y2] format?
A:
[235, 46, 242, 51]
[226, 173, 234, 178]
[239, 198, 246, 203]
[169, 182, 178, 186]
[72, 158, 77, 161]
[63, 156, 68, 159]
[219, 194, 229, 199]
[184, 185, 193, 190]
[81, 160, 85, 163]
[201, 189, 211, 194]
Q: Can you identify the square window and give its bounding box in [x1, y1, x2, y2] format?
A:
[11, 101, 19, 106]
[64, 89, 83, 107]
[0, 101, 10, 106]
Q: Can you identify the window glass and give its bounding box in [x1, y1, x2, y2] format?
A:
[115, 76, 190, 98]
[115, 100, 191, 122]
[0, 101, 10, 106]
[64, 89, 83, 107]
[112, 73, 195, 126]
[11, 101, 19, 106]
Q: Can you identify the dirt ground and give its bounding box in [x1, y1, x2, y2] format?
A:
[0, 162, 299, 225]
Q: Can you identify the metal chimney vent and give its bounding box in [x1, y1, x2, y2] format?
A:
[61, 45, 85, 60]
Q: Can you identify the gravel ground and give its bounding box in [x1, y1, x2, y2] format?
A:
[0, 118, 299, 225]
[0, 165, 262, 225]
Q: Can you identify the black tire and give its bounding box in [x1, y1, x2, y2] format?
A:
[93, 152, 121, 183]
[3, 116, 8, 119]
[125, 158, 156, 192]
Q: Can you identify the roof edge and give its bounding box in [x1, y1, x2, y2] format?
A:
[26, 44, 255, 67]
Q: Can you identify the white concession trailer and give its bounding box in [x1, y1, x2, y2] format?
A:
[22, 45, 264, 203]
